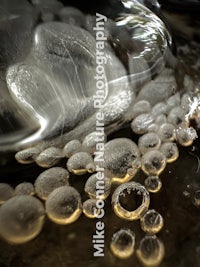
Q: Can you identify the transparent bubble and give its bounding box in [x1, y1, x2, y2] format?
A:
[137, 235, 165, 266]
[167, 107, 187, 126]
[84, 174, 111, 200]
[67, 152, 95, 175]
[100, 138, 140, 181]
[131, 113, 154, 135]
[110, 229, 135, 259]
[138, 133, 161, 155]
[130, 100, 151, 119]
[35, 147, 64, 168]
[151, 102, 167, 117]
[144, 176, 162, 193]
[160, 142, 179, 163]
[158, 123, 175, 142]
[0, 196, 45, 244]
[193, 190, 200, 207]
[82, 199, 101, 219]
[141, 150, 166, 175]
[35, 167, 70, 200]
[140, 209, 164, 234]
[45, 186, 82, 224]
[15, 182, 35, 196]
[63, 140, 84, 158]
[112, 182, 150, 221]
[0, 183, 14, 205]
[82, 131, 107, 154]
[15, 147, 40, 164]
[175, 126, 198, 147]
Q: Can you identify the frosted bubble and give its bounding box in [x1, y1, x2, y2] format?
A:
[112, 182, 150, 221]
[82, 199, 101, 219]
[99, 138, 140, 181]
[58, 7, 85, 27]
[45, 186, 82, 224]
[166, 92, 180, 110]
[141, 150, 166, 176]
[15, 183, 35, 196]
[67, 152, 95, 175]
[82, 131, 107, 154]
[0, 196, 45, 244]
[176, 126, 198, 147]
[131, 113, 154, 135]
[35, 147, 64, 168]
[84, 174, 111, 200]
[155, 114, 167, 125]
[151, 102, 167, 117]
[167, 107, 186, 126]
[110, 229, 135, 259]
[140, 209, 164, 234]
[158, 123, 175, 142]
[35, 167, 69, 200]
[137, 235, 165, 266]
[138, 133, 161, 155]
[160, 142, 179, 163]
[130, 100, 151, 119]
[15, 147, 40, 164]
[144, 176, 162, 193]
[0, 184, 14, 205]
[193, 190, 200, 207]
[63, 140, 84, 158]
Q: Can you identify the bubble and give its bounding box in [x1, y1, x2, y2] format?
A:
[167, 107, 187, 126]
[82, 131, 107, 154]
[35, 147, 64, 168]
[58, 6, 85, 27]
[15, 147, 40, 164]
[130, 100, 151, 119]
[193, 190, 200, 207]
[84, 174, 111, 200]
[67, 152, 95, 175]
[0, 183, 14, 204]
[15, 182, 35, 196]
[110, 229, 135, 259]
[158, 123, 175, 142]
[0, 196, 45, 244]
[166, 92, 180, 110]
[155, 114, 167, 125]
[99, 138, 140, 182]
[45, 186, 82, 224]
[144, 176, 162, 193]
[131, 113, 154, 135]
[138, 133, 161, 155]
[160, 142, 179, 163]
[175, 126, 198, 147]
[35, 167, 70, 200]
[63, 140, 84, 158]
[140, 209, 164, 234]
[181, 93, 190, 112]
[151, 102, 167, 117]
[141, 150, 166, 176]
[112, 182, 150, 220]
[82, 199, 101, 219]
[137, 235, 165, 266]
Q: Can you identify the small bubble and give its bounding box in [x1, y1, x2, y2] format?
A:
[141, 150, 166, 176]
[0, 196, 45, 244]
[151, 102, 167, 117]
[167, 107, 187, 126]
[158, 123, 175, 142]
[110, 229, 135, 259]
[84, 174, 111, 200]
[83, 199, 101, 219]
[137, 235, 165, 266]
[140, 209, 164, 234]
[67, 152, 95, 175]
[131, 113, 154, 135]
[160, 142, 179, 163]
[0, 183, 14, 205]
[131, 100, 151, 119]
[138, 133, 161, 155]
[63, 140, 84, 158]
[144, 176, 162, 193]
[15, 182, 35, 196]
[36, 147, 64, 168]
[176, 126, 198, 147]
[35, 167, 70, 200]
[82, 132, 107, 154]
[45, 186, 82, 224]
[15, 147, 40, 164]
